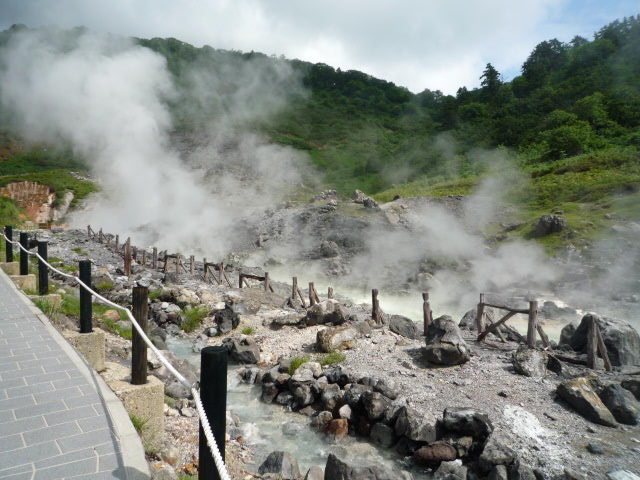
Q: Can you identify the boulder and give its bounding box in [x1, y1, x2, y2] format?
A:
[370, 422, 397, 447]
[441, 407, 493, 440]
[424, 315, 470, 366]
[413, 442, 457, 466]
[508, 461, 537, 480]
[343, 383, 372, 408]
[530, 214, 566, 237]
[606, 472, 640, 480]
[394, 406, 437, 443]
[258, 451, 300, 479]
[304, 299, 346, 326]
[361, 391, 391, 421]
[488, 465, 509, 480]
[304, 466, 324, 480]
[567, 313, 640, 366]
[222, 336, 260, 364]
[317, 325, 359, 352]
[321, 384, 344, 411]
[293, 384, 316, 408]
[621, 379, 640, 401]
[325, 418, 349, 442]
[214, 305, 240, 334]
[559, 321, 578, 347]
[324, 454, 409, 480]
[261, 383, 279, 403]
[556, 377, 617, 427]
[599, 384, 640, 425]
[311, 411, 333, 429]
[458, 309, 478, 330]
[434, 460, 467, 480]
[325, 365, 353, 387]
[512, 345, 547, 379]
[478, 432, 516, 474]
[389, 315, 421, 340]
[320, 240, 340, 258]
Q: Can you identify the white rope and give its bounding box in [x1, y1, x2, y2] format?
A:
[2, 230, 231, 480]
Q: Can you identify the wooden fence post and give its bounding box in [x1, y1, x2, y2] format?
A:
[87, 225, 91, 238]
[124, 242, 131, 276]
[79, 260, 92, 333]
[372, 289, 382, 325]
[476, 294, 486, 335]
[238, 274, 243, 289]
[152, 248, 157, 269]
[190, 255, 195, 275]
[587, 315, 597, 369]
[264, 272, 270, 292]
[423, 292, 432, 334]
[142, 249, 146, 266]
[198, 346, 227, 480]
[527, 300, 538, 348]
[175, 254, 180, 277]
[115, 234, 119, 251]
[328, 287, 334, 299]
[131, 286, 148, 385]
[309, 282, 316, 306]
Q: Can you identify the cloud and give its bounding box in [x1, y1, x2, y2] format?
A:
[1, 0, 637, 94]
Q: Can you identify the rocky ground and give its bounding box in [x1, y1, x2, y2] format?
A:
[29, 226, 640, 480]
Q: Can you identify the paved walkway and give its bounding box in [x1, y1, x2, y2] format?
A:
[0, 269, 148, 479]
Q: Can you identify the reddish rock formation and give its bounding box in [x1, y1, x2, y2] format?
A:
[0, 181, 54, 224]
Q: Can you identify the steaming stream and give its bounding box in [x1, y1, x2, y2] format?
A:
[166, 337, 432, 479]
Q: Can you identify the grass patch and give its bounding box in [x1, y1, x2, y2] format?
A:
[33, 297, 58, 317]
[148, 289, 162, 301]
[241, 326, 254, 335]
[164, 395, 177, 408]
[0, 197, 23, 227]
[288, 356, 309, 375]
[129, 414, 147, 435]
[101, 316, 132, 340]
[61, 294, 131, 338]
[180, 307, 208, 333]
[317, 351, 346, 366]
[94, 281, 114, 292]
[71, 247, 87, 255]
[177, 475, 198, 480]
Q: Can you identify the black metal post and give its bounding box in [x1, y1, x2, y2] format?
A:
[4, 225, 13, 263]
[199, 346, 228, 480]
[19, 232, 28, 275]
[37, 241, 48, 296]
[131, 286, 148, 385]
[79, 260, 92, 333]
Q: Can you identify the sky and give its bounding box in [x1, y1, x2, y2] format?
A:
[0, 0, 638, 94]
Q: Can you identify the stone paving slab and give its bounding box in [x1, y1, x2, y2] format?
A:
[0, 268, 149, 479]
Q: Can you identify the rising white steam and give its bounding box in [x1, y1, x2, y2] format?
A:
[0, 27, 309, 256]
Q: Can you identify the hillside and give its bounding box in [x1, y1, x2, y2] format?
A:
[0, 17, 638, 251]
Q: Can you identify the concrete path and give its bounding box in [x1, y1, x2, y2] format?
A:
[0, 269, 149, 479]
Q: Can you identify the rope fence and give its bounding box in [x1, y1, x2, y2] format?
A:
[1, 228, 231, 480]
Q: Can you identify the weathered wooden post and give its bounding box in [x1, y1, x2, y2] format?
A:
[476, 294, 486, 335]
[190, 255, 195, 275]
[132, 246, 137, 261]
[115, 234, 119, 251]
[238, 273, 243, 289]
[19, 232, 29, 275]
[219, 263, 224, 283]
[79, 260, 92, 333]
[87, 225, 91, 238]
[4, 225, 13, 262]
[175, 254, 180, 276]
[131, 286, 149, 385]
[527, 300, 538, 348]
[595, 325, 612, 371]
[152, 248, 158, 269]
[328, 287, 334, 299]
[37, 241, 48, 296]
[199, 346, 228, 480]
[124, 242, 132, 276]
[422, 292, 432, 334]
[142, 249, 147, 266]
[372, 289, 381, 325]
[309, 282, 317, 306]
[586, 315, 597, 369]
[264, 272, 270, 292]
[98, 228, 103, 243]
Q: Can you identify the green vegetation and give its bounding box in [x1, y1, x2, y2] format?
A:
[0, 170, 95, 206]
[180, 306, 209, 333]
[164, 395, 177, 408]
[0, 197, 22, 227]
[148, 289, 162, 301]
[129, 414, 147, 435]
[288, 356, 309, 375]
[317, 351, 346, 366]
[241, 326, 254, 335]
[71, 247, 87, 255]
[33, 297, 58, 317]
[60, 293, 131, 339]
[288, 351, 346, 374]
[94, 281, 114, 292]
[0, 148, 84, 175]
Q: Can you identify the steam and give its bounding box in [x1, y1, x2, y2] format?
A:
[0, 27, 310, 256]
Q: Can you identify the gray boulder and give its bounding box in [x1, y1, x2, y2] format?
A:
[621, 378, 640, 401]
[434, 460, 467, 480]
[530, 214, 566, 237]
[559, 321, 578, 347]
[222, 336, 260, 364]
[568, 313, 640, 366]
[304, 299, 346, 326]
[556, 377, 617, 427]
[599, 384, 640, 425]
[606, 472, 640, 480]
[361, 391, 391, 421]
[477, 431, 516, 474]
[512, 345, 547, 379]
[258, 451, 300, 479]
[214, 305, 239, 334]
[317, 324, 363, 352]
[324, 454, 411, 480]
[394, 406, 437, 443]
[442, 407, 493, 440]
[370, 422, 397, 447]
[389, 315, 421, 340]
[424, 315, 470, 366]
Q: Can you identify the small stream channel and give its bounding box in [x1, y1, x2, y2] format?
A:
[166, 337, 432, 479]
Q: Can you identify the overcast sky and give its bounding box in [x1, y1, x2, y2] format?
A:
[1, 0, 637, 94]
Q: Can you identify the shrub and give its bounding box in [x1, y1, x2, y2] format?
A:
[288, 356, 309, 375]
[181, 307, 208, 333]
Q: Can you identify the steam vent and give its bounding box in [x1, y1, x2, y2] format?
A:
[0, 180, 55, 223]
